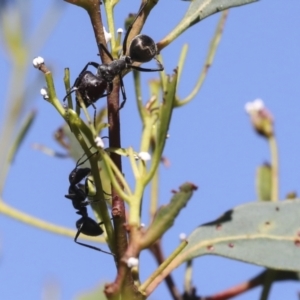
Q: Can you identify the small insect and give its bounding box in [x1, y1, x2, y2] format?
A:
[65, 151, 113, 255]
[63, 0, 164, 121]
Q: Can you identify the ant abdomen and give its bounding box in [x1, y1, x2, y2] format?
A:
[76, 217, 104, 237]
[129, 34, 158, 63]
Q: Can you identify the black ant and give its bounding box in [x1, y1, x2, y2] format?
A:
[65, 151, 114, 255]
[63, 0, 164, 120]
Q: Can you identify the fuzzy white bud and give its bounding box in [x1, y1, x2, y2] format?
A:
[33, 56, 44, 68]
[95, 136, 104, 148]
[245, 98, 265, 114]
[179, 233, 187, 241]
[138, 152, 151, 161]
[127, 257, 139, 268]
[117, 28, 124, 34]
[40, 87, 49, 99]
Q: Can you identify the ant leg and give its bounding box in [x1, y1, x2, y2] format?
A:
[75, 150, 98, 169]
[75, 62, 100, 80]
[103, 190, 112, 197]
[74, 223, 114, 256]
[99, 43, 114, 61]
[130, 63, 164, 72]
[154, 57, 164, 70]
[87, 81, 112, 125]
[85, 178, 112, 200]
[118, 75, 127, 110]
[63, 87, 78, 102]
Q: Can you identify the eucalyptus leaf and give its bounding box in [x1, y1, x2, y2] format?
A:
[158, 0, 258, 49]
[177, 200, 300, 271]
[184, 0, 258, 27]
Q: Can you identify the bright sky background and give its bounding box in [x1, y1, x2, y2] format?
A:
[1, 0, 300, 299]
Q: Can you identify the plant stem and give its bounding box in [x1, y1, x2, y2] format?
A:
[140, 240, 188, 295]
[269, 135, 279, 202]
[149, 240, 182, 300]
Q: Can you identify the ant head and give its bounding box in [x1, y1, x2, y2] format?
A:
[128, 34, 158, 63]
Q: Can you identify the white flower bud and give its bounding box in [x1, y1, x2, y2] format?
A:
[179, 233, 187, 241]
[40, 87, 49, 99]
[117, 28, 123, 34]
[138, 152, 151, 161]
[127, 257, 139, 268]
[245, 98, 265, 114]
[252, 99, 264, 111]
[95, 136, 104, 148]
[33, 56, 44, 68]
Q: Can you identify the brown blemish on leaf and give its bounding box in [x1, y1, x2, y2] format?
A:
[207, 245, 214, 252]
[294, 239, 300, 247]
[216, 224, 222, 230]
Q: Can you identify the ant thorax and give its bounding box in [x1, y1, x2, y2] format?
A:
[99, 60, 127, 82]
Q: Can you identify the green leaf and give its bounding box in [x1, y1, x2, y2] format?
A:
[158, 0, 258, 50]
[8, 110, 37, 164]
[177, 200, 300, 271]
[183, 0, 258, 27]
[141, 183, 197, 249]
[256, 163, 272, 201]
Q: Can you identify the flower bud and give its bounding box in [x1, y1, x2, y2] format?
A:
[33, 56, 44, 68]
[245, 99, 274, 138]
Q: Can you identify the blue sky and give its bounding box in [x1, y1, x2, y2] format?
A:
[0, 0, 300, 299]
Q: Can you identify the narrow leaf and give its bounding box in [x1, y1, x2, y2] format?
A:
[8, 110, 37, 163]
[141, 183, 197, 248]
